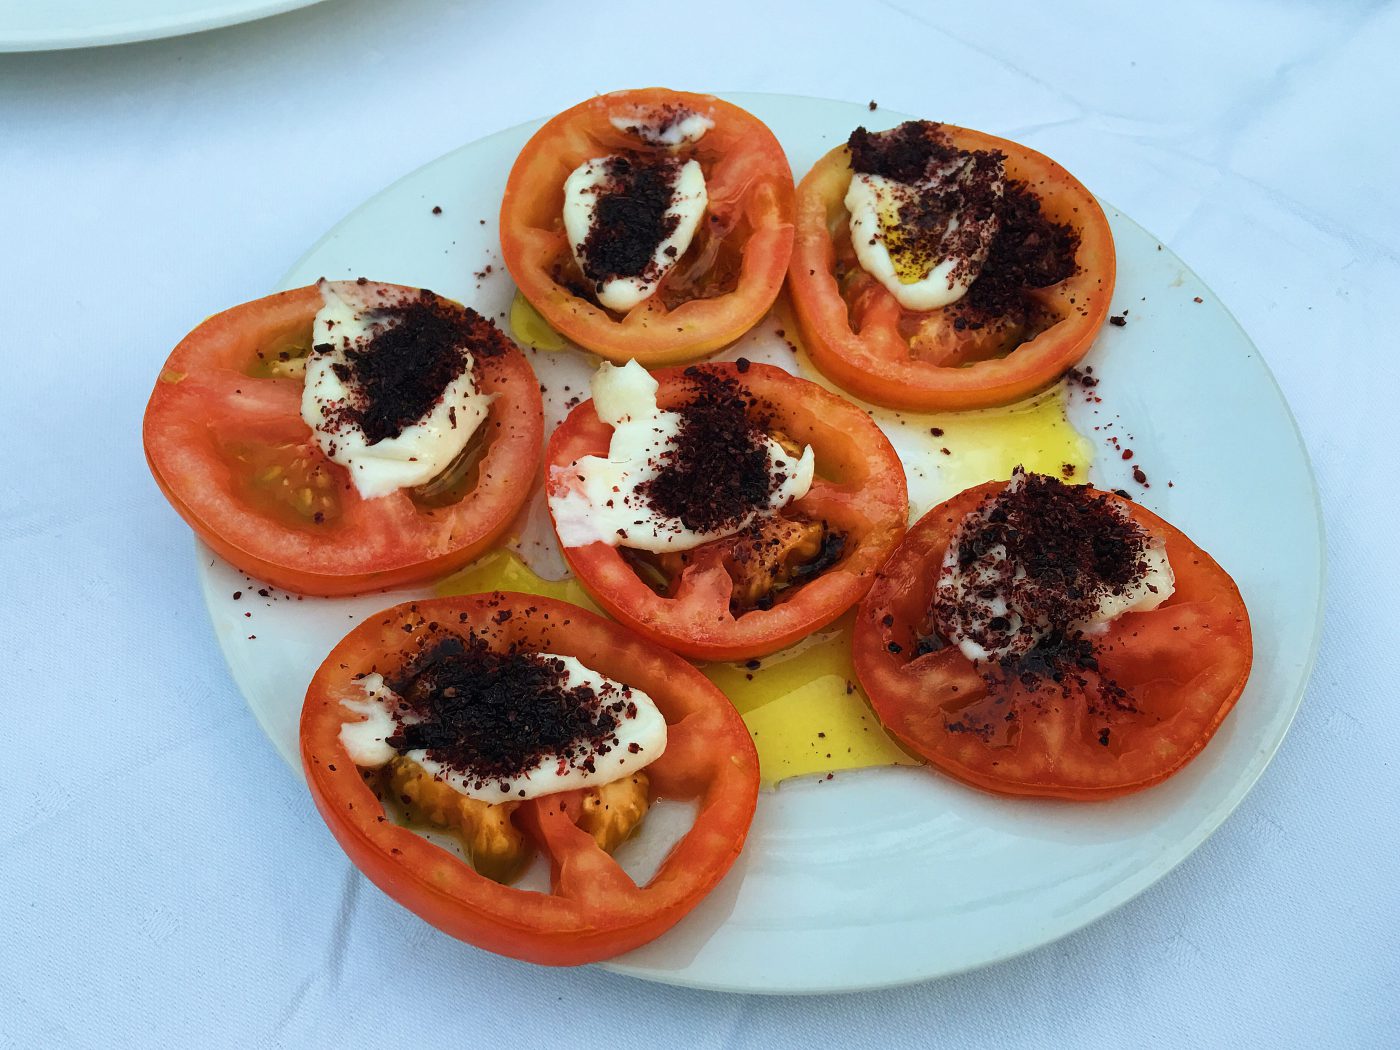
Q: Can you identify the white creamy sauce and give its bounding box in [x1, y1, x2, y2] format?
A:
[548, 361, 814, 554]
[301, 280, 491, 500]
[609, 106, 714, 147]
[562, 156, 707, 312]
[338, 662, 667, 802]
[936, 474, 1175, 663]
[846, 152, 1004, 311]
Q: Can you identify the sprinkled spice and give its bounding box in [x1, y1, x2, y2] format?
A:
[848, 122, 1005, 292]
[957, 181, 1079, 322]
[934, 472, 1155, 658]
[577, 154, 683, 287]
[639, 369, 780, 534]
[383, 634, 634, 790]
[847, 121, 1079, 326]
[313, 291, 506, 446]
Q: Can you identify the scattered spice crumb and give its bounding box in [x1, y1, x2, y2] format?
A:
[1193, 296, 1203, 303]
[868, 100, 878, 111]
[1109, 314, 1127, 327]
[431, 205, 443, 215]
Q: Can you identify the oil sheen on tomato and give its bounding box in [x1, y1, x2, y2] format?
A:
[446, 306, 1095, 785]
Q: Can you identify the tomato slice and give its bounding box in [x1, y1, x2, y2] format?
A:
[853, 482, 1252, 800]
[500, 88, 794, 364]
[788, 124, 1116, 411]
[142, 284, 542, 596]
[300, 593, 759, 965]
[547, 362, 908, 661]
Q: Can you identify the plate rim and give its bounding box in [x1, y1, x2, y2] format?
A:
[0, 0, 328, 52]
[196, 90, 1325, 994]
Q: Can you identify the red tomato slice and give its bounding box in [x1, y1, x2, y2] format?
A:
[546, 362, 908, 661]
[853, 481, 1252, 800]
[500, 88, 794, 364]
[142, 284, 542, 596]
[789, 124, 1115, 411]
[300, 593, 759, 965]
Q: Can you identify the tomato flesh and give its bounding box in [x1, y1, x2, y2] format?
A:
[300, 593, 760, 965]
[854, 482, 1252, 800]
[500, 88, 795, 364]
[142, 284, 543, 596]
[546, 362, 908, 661]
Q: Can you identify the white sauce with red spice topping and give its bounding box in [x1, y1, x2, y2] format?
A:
[562, 157, 707, 312]
[548, 361, 814, 554]
[339, 659, 667, 802]
[936, 472, 1175, 663]
[301, 280, 491, 500]
[846, 154, 1004, 311]
[609, 106, 714, 147]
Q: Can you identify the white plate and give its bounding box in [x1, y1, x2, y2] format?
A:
[0, 0, 326, 52]
[196, 94, 1323, 994]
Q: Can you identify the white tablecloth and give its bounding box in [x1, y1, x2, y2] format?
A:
[3, 1, 1396, 1044]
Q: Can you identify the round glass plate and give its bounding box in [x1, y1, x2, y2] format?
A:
[196, 93, 1323, 994]
[0, 0, 326, 52]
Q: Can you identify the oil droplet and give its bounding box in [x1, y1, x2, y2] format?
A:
[509, 291, 569, 352]
[770, 308, 1093, 517]
[435, 548, 599, 612]
[704, 611, 920, 785]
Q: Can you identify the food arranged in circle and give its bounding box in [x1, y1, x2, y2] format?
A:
[500, 88, 795, 364]
[301, 593, 759, 965]
[546, 359, 908, 661]
[142, 280, 542, 595]
[853, 470, 1252, 800]
[143, 90, 1254, 964]
[789, 120, 1115, 410]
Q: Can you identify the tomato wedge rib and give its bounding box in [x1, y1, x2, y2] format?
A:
[142, 284, 543, 596]
[300, 593, 760, 965]
[854, 482, 1252, 800]
[500, 88, 795, 364]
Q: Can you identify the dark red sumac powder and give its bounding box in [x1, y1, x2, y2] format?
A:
[314, 289, 507, 445]
[640, 368, 782, 534]
[578, 154, 683, 285]
[384, 634, 635, 792]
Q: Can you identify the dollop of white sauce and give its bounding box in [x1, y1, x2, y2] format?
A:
[301, 280, 492, 500]
[548, 360, 814, 554]
[562, 157, 707, 312]
[338, 664, 667, 802]
[608, 106, 714, 147]
[846, 152, 1004, 311]
[936, 474, 1175, 663]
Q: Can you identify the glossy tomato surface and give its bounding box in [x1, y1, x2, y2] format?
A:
[789, 125, 1115, 410]
[547, 362, 908, 661]
[854, 482, 1252, 800]
[142, 284, 542, 595]
[300, 593, 759, 965]
[500, 88, 794, 364]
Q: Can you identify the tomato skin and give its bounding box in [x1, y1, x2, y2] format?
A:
[142, 285, 543, 596]
[546, 362, 908, 661]
[854, 482, 1252, 800]
[300, 593, 759, 965]
[788, 126, 1116, 411]
[500, 88, 794, 364]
